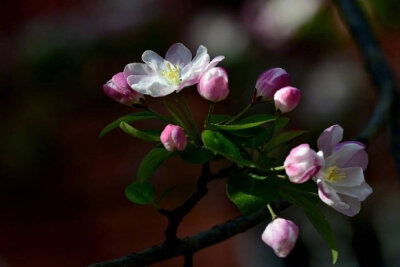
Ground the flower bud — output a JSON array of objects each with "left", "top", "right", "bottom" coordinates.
[
  {"left": 274, "top": 86, "right": 301, "bottom": 113},
  {"left": 284, "top": 144, "right": 322, "bottom": 184},
  {"left": 262, "top": 218, "right": 299, "bottom": 258},
  {"left": 103, "top": 72, "right": 144, "bottom": 106},
  {"left": 197, "top": 67, "right": 229, "bottom": 102},
  {"left": 160, "top": 124, "right": 187, "bottom": 152},
  {"left": 254, "top": 68, "right": 290, "bottom": 102}
]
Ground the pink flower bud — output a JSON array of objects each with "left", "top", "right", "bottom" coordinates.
[
  {"left": 103, "top": 72, "right": 144, "bottom": 106},
  {"left": 197, "top": 67, "right": 229, "bottom": 102},
  {"left": 254, "top": 68, "right": 290, "bottom": 102},
  {"left": 284, "top": 144, "right": 322, "bottom": 184},
  {"left": 262, "top": 218, "right": 299, "bottom": 258},
  {"left": 160, "top": 124, "right": 187, "bottom": 152},
  {"left": 274, "top": 86, "right": 301, "bottom": 113}
]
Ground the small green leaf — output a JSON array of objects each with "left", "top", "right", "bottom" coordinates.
[
  {"left": 227, "top": 173, "right": 278, "bottom": 215},
  {"left": 180, "top": 144, "right": 214, "bottom": 164},
  {"left": 201, "top": 130, "right": 255, "bottom": 167},
  {"left": 137, "top": 147, "right": 172, "bottom": 184},
  {"left": 119, "top": 122, "right": 161, "bottom": 142},
  {"left": 279, "top": 185, "right": 338, "bottom": 264},
  {"left": 209, "top": 114, "right": 275, "bottom": 131},
  {"left": 274, "top": 117, "right": 290, "bottom": 133},
  {"left": 265, "top": 130, "right": 307, "bottom": 151},
  {"left": 99, "top": 111, "right": 157, "bottom": 138},
  {"left": 125, "top": 181, "right": 156, "bottom": 204}
]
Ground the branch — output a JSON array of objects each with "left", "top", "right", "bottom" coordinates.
[
  {"left": 159, "top": 163, "right": 236, "bottom": 243},
  {"left": 333, "top": 0, "right": 400, "bottom": 173},
  {"left": 89, "top": 203, "right": 290, "bottom": 267}
]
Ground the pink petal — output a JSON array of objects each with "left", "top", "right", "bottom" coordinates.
[
  {"left": 317, "top": 125, "right": 343, "bottom": 157},
  {"left": 326, "top": 143, "right": 367, "bottom": 169}
]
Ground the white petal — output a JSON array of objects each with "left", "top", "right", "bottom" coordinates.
[
  {"left": 205, "top": 55, "right": 225, "bottom": 71},
  {"left": 317, "top": 125, "right": 343, "bottom": 156},
  {"left": 165, "top": 43, "right": 192, "bottom": 67},
  {"left": 336, "top": 194, "right": 361, "bottom": 216},
  {"left": 326, "top": 143, "right": 366, "bottom": 169},
  {"left": 332, "top": 182, "right": 373, "bottom": 201},
  {"left": 124, "top": 63, "right": 153, "bottom": 76},
  {"left": 142, "top": 50, "right": 166, "bottom": 70},
  {"left": 317, "top": 179, "right": 343, "bottom": 207},
  {"left": 127, "top": 74, "right": 176, "bottom": 97}
]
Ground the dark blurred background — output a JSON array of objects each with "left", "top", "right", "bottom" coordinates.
[{"left": 1, "top": 0, "right": 399, "bottom": 266}]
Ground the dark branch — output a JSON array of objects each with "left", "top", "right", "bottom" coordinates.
[
  {"left": 333, "top": 0, "right": 400, "bottom": 179},
  {"left": 159, "top": 163, "right": 236, "bottom": 243},
  {"left": 333, "top": 1, "right": 399, "bottom": 146},
  {"left": 89, "top": 203, "right": 290, "bottom": 267}
]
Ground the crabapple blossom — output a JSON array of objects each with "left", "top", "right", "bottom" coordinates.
[
  {"left": 197, "top": 67, "right": 229, "bottom": 102},
  {"left": 274, "top": 86, "right": 301, "bottom": 113},
  {"left": 284, "top": 144, "right": 322, "bottom": 184},
  {"left": 124, "top": 43, "right": 224, "bottom": 97},
  {"left": 254, "top": 68, "right": 290, "bottom": 102},
  {"left": 262, "top": 218, "right": 299, "bottom": 258},
  {"left": 103, "top": 72, "right": 144, "bottom": 106},
  {"left": 314, "top": 125, "right": 372, "bottom": 216},
  {"left": 160, "top": 124, "right": 187, "bottom": 152}
]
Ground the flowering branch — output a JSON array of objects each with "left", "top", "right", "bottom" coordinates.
[{"left": 94, "top": 1, "right": 394, "bottom": 264}]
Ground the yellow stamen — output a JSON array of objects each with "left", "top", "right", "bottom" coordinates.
[
  {"left": 324, "top": 166, "right": 346, "bottom": 183},
  {"left": 162, "top": 62, "right": 180, "bottom": 85}
]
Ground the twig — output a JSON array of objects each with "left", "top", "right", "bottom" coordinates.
[
  {"left": 88, "top": 203, "right": 290, "bottom": 267},
  {"left": 158, "top": 163, "right": 237, "bottom": 244}
]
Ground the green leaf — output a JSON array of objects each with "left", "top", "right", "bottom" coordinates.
[
  {"left": 209, "top": 114, "right": 275, "bottom": 131},
  {"left": 227, "top": 173, "right": 278, "bottom": 215},
  {"left": 274, "top": 117, "right": 290, "bottom": 133},
  {"left": 180, "top": 144, "right": 214, "bottom": 164},
  {"left": 99, "top": 111, "right": 157, "bottom": 138},
  {"left": 279, "top": 184, "right": 338, "bottom": 264},
  {"left": 265, "top": 130, "right": 307, "bottom": 151},
  {"left": 201, "top": 130, "right": 255, "bottom": 167},
  {"left": 119, "top": 122, "right": 161, "bottom": 142},
  {"left": 137, "top": 147, "right": 172, "bottom": 184},
  {"left": 125, "top": 181, "right": 156, "bottom": 204}
]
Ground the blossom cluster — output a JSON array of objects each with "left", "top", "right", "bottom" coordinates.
[{"left": 102, "top": 43, "right": 373, "bottom": 261}]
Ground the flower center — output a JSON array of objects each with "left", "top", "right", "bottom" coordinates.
[
  {"left": 162, "top": 62, "right": 180, "bottom": 85},
  {"left": 324, "top": 166, "right": 346, "bottom": 183}
]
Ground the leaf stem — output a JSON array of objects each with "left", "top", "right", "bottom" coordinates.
[
  {"left": 145, "top": 107, "right": 172, "bottom": 123},
  {"left": 179, "top": 93, "right": 199, "bottom": 134},
  {"left": 205, "top": 102, "right": 215, "bottom": 127},
  {"left": 271, "top": 166, "right": 285, "bottom": 171},
  {"left": 225, "top": 103, "right": 253, "bottom": 124},
  {"left": 267, "top": 204, "right": 278, "bottom": 220}
]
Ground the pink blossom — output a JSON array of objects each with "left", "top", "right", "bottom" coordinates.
[
  {"left": 103, "top": 72, "right": 144, "bottom": 106},
  {"left": 262, "top": 218, "right": 299, "bottom": 258},
  {"left": 274, "top": 86, "right": 301, "bottom": 113},
  {"left": 160, "top": 124, "right": 187, "bottom": 152},
  {"left": 254, "top": 68, "right": 290, "bottom": 102},
  {"left": 197, "top": 67, "right": 229, "bottom": 102},
  {"left": 284, "top": 144, "right": 322, "bottom": 184},
  {"left": 315, "top": 125, "right": 372, "bottom": 216}
]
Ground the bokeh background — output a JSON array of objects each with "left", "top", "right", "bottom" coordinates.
[{"left": 1, "top": 0, "right": 400, "bottom": 266}]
